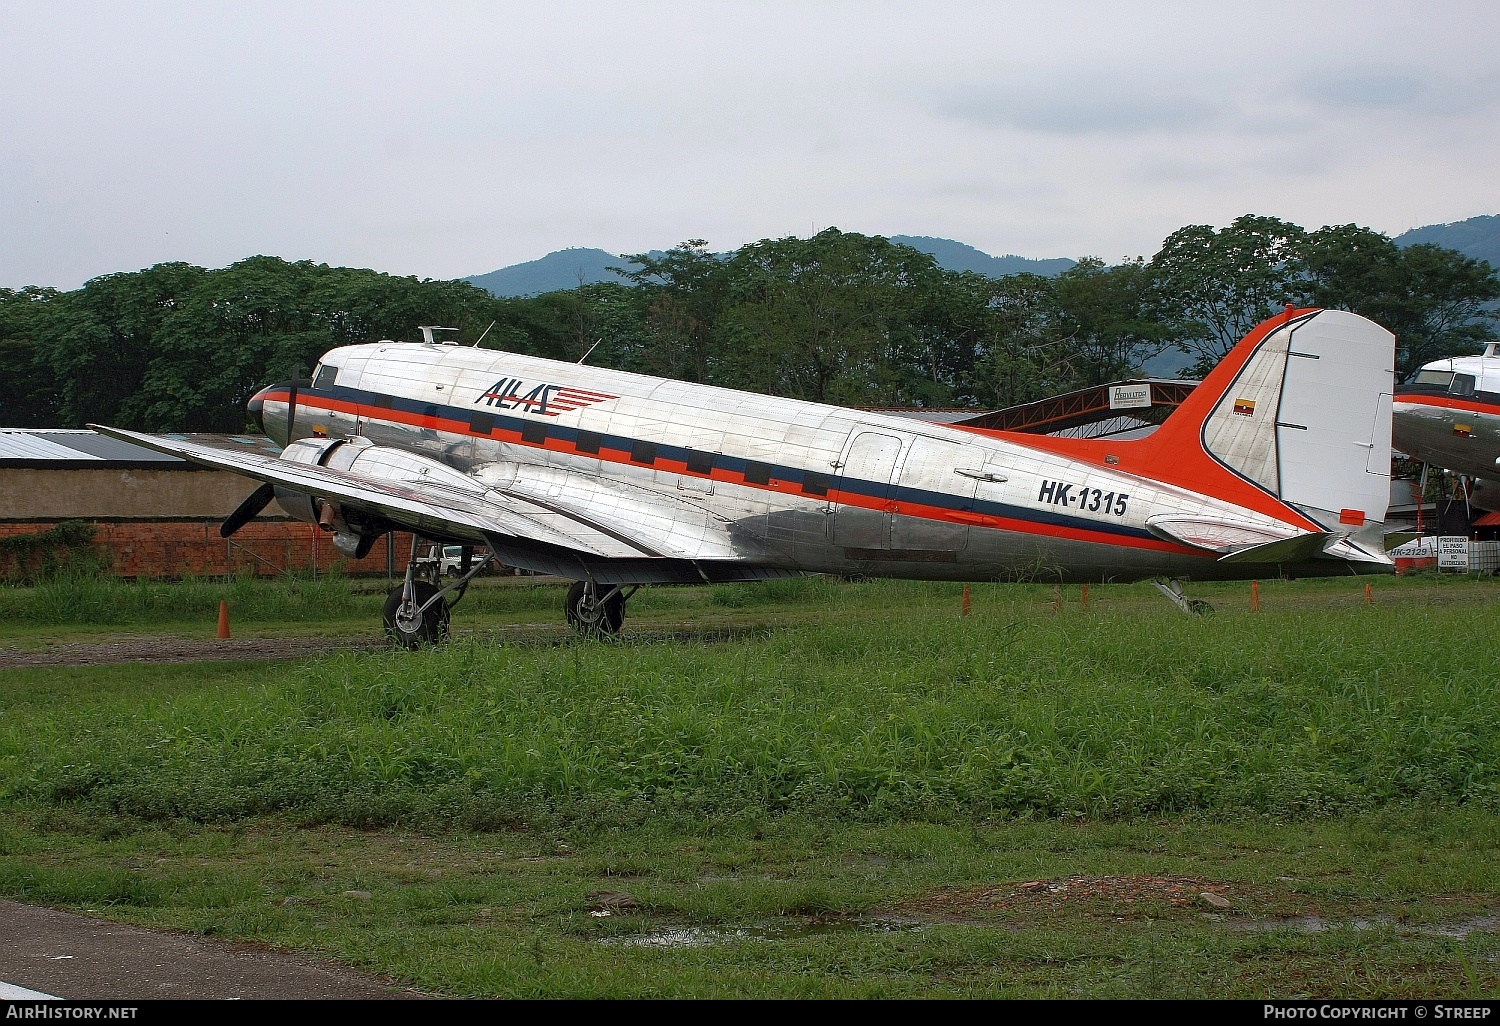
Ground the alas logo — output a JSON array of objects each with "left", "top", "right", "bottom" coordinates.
[{"left": 476, "top": 377, "right": 618, "bottom": 418}]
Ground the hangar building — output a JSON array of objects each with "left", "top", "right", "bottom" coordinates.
[{"left": 0, "top": 429, "right": 410, "bottom": 581}]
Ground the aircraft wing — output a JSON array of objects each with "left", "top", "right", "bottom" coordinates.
[{"left": 89, "top": 426, "right": 779, "bottom": 584}]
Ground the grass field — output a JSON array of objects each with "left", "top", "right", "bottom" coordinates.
[{"left": 1, "top": 572, "right": 1498, "bottom": 997}]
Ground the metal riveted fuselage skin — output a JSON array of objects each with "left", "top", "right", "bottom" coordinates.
[{"left": 247, "top": 341, "right": 1366, "bottom": 584}]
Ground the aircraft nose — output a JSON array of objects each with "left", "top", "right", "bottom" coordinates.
[{"left": 247, "top": 385, "right": 271, "bottom": 435}]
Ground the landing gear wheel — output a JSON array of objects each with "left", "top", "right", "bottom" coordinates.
[
  {"left": 383, "top": 580, "right": 450, "bottom": 649},
  {"left": 565, "top": 580, "right": 624, "bottom": 635}
]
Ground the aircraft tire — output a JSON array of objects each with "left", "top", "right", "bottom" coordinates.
[
  {"left": 564, "top": 581, "right": 624, "bottom": 635},
  {"left": 383, "top": 580, "right": 450, "bottom": 649}
]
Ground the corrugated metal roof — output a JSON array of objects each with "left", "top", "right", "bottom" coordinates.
[
  {"left": 0, "top": 431, "right": 104, "bottom": 460},
  {"left": 32, "top": 431, "right": 180, "bottom": 461},
  {"left": 0, "top": 429, "right": 183, "bottom": 464}
]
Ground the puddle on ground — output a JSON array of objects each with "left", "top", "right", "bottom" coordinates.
[
  {"left": 1223, "top": 913, "right": 1499, "bottom": 939},
  {"left": 598, "top": 916, "right": 925, "bottom": 949},
  {"left": 600, "top": 911, "right": 1500, "bottom": 949}
]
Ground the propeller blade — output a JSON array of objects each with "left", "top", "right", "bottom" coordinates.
[
  {"left": 220, "top": 481, "right": 277, "bottom": 539},
  {"left": 285, "top": 367, "right": 300, "bottom": 442}
]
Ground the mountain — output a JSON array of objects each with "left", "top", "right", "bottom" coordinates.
[
  {"left": 464, "top": 248, "right": 644, "bottom": 298},
  {"left": 889, "top": 236, "right": 1075, "bottom": 277},
  {"left": 465, "top": 236, "right": 1076, "bottom": 297},
  {"left": 463, "top": 217, "right": 1500, "bottom": 300},
  {"left": 1393, "top": 214, "right": 1500, "bottom": 268}
]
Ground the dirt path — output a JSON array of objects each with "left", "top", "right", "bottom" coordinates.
[
  {"left": 0, "top": 898, "right": 424, "bottom": 1000},
  {"left": 0, "top": 635, "right": 386, "bottom": 669}
]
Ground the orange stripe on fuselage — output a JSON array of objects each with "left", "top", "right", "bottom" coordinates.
[
  {"left": 266, "top": 391, "right": 1207, "bottom": 557},
  {"left": 1393, "top": 392, "right": 1500, "bottom": 417}
]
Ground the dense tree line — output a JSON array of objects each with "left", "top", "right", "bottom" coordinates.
[{"left": 2, "top": 215, "right": 1495, "bottom": 432}]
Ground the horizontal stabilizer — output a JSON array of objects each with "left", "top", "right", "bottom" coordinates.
[
  {"left": 1144, "top": 514, "right": 1304, "bottom": 555},
  {"left": 1320, "top": 534, "right": 1395, "bottom": 566},
  {"left": 1218, "top": 532, "right": 1332, "bottom": 564}
]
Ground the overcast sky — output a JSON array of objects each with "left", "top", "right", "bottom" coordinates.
[{"left": 3, "top": 1, "right": 1498, "bottom": 290}]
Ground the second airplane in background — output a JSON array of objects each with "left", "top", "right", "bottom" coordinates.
[{"left": 1393, "top": 341, "right": 1500, "bottom": 513}]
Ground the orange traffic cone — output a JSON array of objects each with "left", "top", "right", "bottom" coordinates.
[
  {"left": 961, "top": 584, "right": 971, "bottom": 617},
  {"left": 217, "top": 600, "right": 231, "bottom": 639},
  {"left": 1364, "top": 583, "right": 1373, "bottom": 606},
  {"left": 1250, "top": 581, "right": 1261, "bottom": 612}
]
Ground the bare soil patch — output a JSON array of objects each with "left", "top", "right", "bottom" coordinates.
[
  {"left": 897, "top": 874, "right": 1243, "bottom": 921},
  {"left": 0, "top": 635, "right": 384, "bottom": 668}
]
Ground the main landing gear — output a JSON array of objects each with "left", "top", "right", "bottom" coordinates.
[
  {"left": 384, "top": 538, "right": 491, "bottom": 649},
  {"left": 564, "top": 580, "right": 636, "bottom": 636}
]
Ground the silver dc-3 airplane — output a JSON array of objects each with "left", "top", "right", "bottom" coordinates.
[
  {"left": 95, "top": 306, "right": 1397, "bottom": 645},
  {"left": 1393, "top": 341, "right": 1500, "bottom": 512}
]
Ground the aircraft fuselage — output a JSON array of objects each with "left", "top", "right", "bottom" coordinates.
[
  {"left": 244, "top": 325, "right": 1383, "bottom": 584},
  {"left": 1393, "top": 345, "right": 1500, "bottom": 508}
]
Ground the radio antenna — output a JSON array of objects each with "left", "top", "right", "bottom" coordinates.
[
  {"left": 577, "top": 338, "right": 603, "bottom": 364},
  {"left": 473, "top": 320, "right": 495, "bottom": 347}
]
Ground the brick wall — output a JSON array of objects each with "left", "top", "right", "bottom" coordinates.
[{"left": 0, "top": 520, "right": 423, "bottom": 580}]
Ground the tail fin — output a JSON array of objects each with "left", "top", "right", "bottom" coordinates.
[
  {"left": 1152, "top": 307, "right": 1395, "bottom": 559},
  {"left": 974, "top": 307, "right": 1396, "bottom": 563}
]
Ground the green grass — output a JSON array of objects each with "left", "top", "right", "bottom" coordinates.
[
  {"left": 3, "top": 575, "right": 1499, "bottom": 827},
  {"left": 0, "top": 809, "right": 1495, "bottom": 998},
  {"left": 1, "top": 573, "right": 1498, "bottom": 996},
  {"left": 0, "top": 571, "right": 369, "bottom": 629}
]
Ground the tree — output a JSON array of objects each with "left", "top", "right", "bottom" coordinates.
[
  {"left": 0, "top": 286, "right": 65, "bottom": 426},
  {"left": 1150, "top": 215, "right": 1307, "bottom": 372},
  {"left": 712, "top": 230, "right": 945, "bottom": 405},
  {"left": 1052, "top": 258, "right": 1176, "bottom": 386},
  {"left": 958, "top": 272, "right": 1076, "bottom": 409},
  {"left": 1382, "top": 244, "right": 1499, "bottom": 379},
  {"left": 46, "top": 262, "right": 205, "bottom": 428},
  {"left": 1293, "top": 225, "right": 1499, "bottom": 379}
]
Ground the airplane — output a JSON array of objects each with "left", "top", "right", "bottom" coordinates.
[
  {"left": 93, "top": 306, "right": 1397, "bottom": 646},
  {"left": 1392, "top": 341, "right": 1500, "bottom": 513}
]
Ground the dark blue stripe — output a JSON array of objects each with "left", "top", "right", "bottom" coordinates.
[{"left": 307, "top": 384, "right": 1160, "bottom": 544}]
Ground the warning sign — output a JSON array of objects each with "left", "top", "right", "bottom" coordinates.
[{"left": 1437, "top": 536, "right": 1470, "bottom": 570}]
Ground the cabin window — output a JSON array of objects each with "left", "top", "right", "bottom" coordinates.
[
  {"left": 1450, "top": 373, "right": 1477, "bottom": 396},
  {"left": 575, "top": 430, "right": 603, "bottom": 454},
  {"left": 686, "top": 450, "right": 715, "bottom": 474},
  {"left": 744, "top": 461, "right": 772, "bottom": 485},
  {"left": 801, "top": 471, "right": 830, "bottom": 496},
  {"left": 631, "top": 440, "right": 657, "bottom": 464},
  {"left": 469, "top": 411, "right": 494, "bottom": 435},
  {"left": 521, "top": 420, "right": 547, "bottom": 444},
  {"left": 314, "top": 364, "right": 339, "bottom": 389},
  {"left": 1412, "top": 370, "right": 1454, "bottom": 388}
]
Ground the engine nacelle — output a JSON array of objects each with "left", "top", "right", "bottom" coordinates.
[{"left": 272, "top": 437, "right": 482, "bottom": 556}]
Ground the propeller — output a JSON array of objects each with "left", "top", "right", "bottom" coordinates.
[
  {"left": 220, "top": 481, "right": 277, "bottom": 539},
  {"left": 285, "top": 365, "right": 301, "bottom": 442}
]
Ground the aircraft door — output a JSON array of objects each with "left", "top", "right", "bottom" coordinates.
[
  {"left": 832, "top": 431, "right": 904, "bottom": 549},
  {"left": 890, "top": 438, "right": 986, "bottom": 552}
]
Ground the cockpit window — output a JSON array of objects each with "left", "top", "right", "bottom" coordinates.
[
  {"left": 1449, "top": 373, "right": 1476, "bottom": 396},
  {"left": 314, "top": 364, "right": 339, "bottom": 389},
  {"left": 1412, "top": 369, "right": 1454, "bottom": 388}
]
